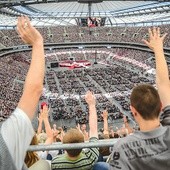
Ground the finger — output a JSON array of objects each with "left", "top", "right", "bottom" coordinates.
[
  {"left": 161, "top": 33, "right": 167, "bottom": 41},
  {"left": 85, "top": 91, "right": 89, "bottom": 97},
  {"left": 88, "top": 90, "right": 93, "bottom": 95},
  {"left": 17, "top": 17, "right": 24, "bottom": 36},
  {"left": 48, "top": 108, "right": 50, "bottom": 112},
  {"left": 157, "top": 27, "right": 160, "bottom": 37},
  {"left": 148, "top": 28, "right": 153, "bottom": 37},
  {"left": 44, "top": 105, "right": 48, "bottom": 112},
  {"left": 142, "top": 39, "right": 150, "bottom": 47},
  {"left": 17, "top": 16, "right": 28, "bottom": 43},
  {"left": 24, "top": 16, "right": 31, "bottom": 29},
  {"left": 153, "top": 27, "right": 157, "bottom": 37},
  {"left": 20, "top": 16, "right": 27, "bottom": 32},
  {"left": 86, "top": 91, "right": 92, "bottom": 98},
  {"left": 21, "top": 15, "right": 26, "bottom": 27}
]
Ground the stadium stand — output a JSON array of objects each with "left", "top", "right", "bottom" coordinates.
[{"left": 1, "top": 0, "right": 170, "bottom": 170}]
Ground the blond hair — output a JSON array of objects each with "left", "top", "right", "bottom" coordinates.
[
  {"left": 63, "top": 128, "right": 84, "bottom": 157},
  {"left": 25, "top": 135, "right": 39, "bottom": 168}
]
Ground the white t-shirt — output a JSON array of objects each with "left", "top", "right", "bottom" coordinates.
[{"left": 1, "top": 108, "right": 34, "bottom": 170}]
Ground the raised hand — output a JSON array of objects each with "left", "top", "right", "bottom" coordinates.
[
  {"left": 17, "top": 16, "right": 43, "bottom": 45},
  {"left": 85, "top": 91, "right": 96, "bottom": 106},
  {"left": 101, "top": 110, "right": 108, "bottom": 119},
  {"left": 76, "top": 123, "right": 81, "bottom": 131},
  {"left": 142, "top": 27, "right": 167, "bottom": 51},
  {"left": 41, "top": 105, "right": 49, "bottom": 120},
  {"left": 123, "top": 115, "right": 127, "bottom": 123}
]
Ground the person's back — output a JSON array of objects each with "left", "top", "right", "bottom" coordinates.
[
  {"left": 108, "top": 123, "right": 170, "bottom": 169},
  {"left": 29, "top": 160, "right": 50, "bottom": 170},
  {"left": 0, "top": 16, "right": 45, "bottom": 170},
  {"left": 0, "top": 122, "right": 19, "bottom": 170},
  {"left": 51, "top": 91, "right": 99, "bottom": 170},
  {"left": 108, "top": 27, "right": 170, "bottom": 170},
  {"left": 108, "top": 84, "right": 170, "bottom": 169},
  {"left": 52, "top": 138, "right": 99, "bottom": 170}
]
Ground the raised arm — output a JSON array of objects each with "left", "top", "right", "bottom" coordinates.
[
  {"left": 41, "top": 105, "right": 57, "bottom": 144},
  {"left": 37, "top": 112, "right": 43, "bottom": 135},
  {"left": 143, "top": 27, "right": 170, "bottom": 108},
  {"left": 17, "top": 16, "right": 45, "bottom": 120},
  {"left": 101, "top": 110, "right": 109, "bottom": 136},
  {"left": 85, "top": 91, "right": 98, "bottom": 138},
  {"left": 123, "top": 115, "right": 133, "bottom": 134}
]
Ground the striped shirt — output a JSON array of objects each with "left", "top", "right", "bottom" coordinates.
[{"left": 51, "top": 137, "right": 99, "bottom": 170}]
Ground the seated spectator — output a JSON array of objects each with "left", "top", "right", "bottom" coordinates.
[
  {"left": 37, "top": 130, "right": 47, "bottom": 144},
  {"left": 37, "top": 105, "right": 61, "bottom": 160},
  {"left": 0, "top": 16, "right": 44, "bottom": 170},
  {"left": 80, "top": 123, "right": 89, "bottom": 141},
  {"left": 93, "top": 162, "right": 109, "bottom": 170},
  {"left": 52, "top": 123, "right": 57, "bottom": 131},
  {"left": 25, "top": 135, "right": 40, "bottom": 168},
  {"left": 51, "top": 91, "right": 99, "bottom": 170},
  {"left": 29, "top": 160, "right": 50, "bottom": 170},
  {"left": 107, "top": 28, "right": 170, "bottom": 169},
  {"left": 37, "top": 108, "right": 49, "bottom": 144},
  {"left": 123, "top": 115, "right": 134, "bottom": 135}
]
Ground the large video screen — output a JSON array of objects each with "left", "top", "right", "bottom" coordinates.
[{"left": 79, "top": 17, "right": 106, "bottom": 27}]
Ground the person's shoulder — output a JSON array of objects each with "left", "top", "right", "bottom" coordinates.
[
  {"left": 161, "top": 105, "right": 170, "bottom": 126},
  {"left": 162, "top": 105, "right": 170, "bottom": 114},
  {"left": 2, "top": 107, "right": 32, "bottom": 130},
  {"left": 82, "top": 138, "right": 99, "bottom": 156},
  {"left": 113, "top": 133, "right": 136, "bottom": 148},
  {"left": 12, "top": 107, "right": 30, "bottom": 120},
  {"left": 52, "top": 154, "right": 65, "bottom": 163},
  {"left": 89, "top": 137, "right": 98, "bottom": 142}
]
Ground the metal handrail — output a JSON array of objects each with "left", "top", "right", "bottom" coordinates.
[{"left": 28, "top": 138, "right": 118, "bottom": 151}]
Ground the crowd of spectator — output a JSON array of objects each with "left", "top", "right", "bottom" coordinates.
[
  {"left": 0, "top": 24, "right": 169, "bottom": 150},
  {"left": 0, "top": 47, "right": 158, "bottom": 126},
  {"left": 0, "top": 47, "right": 166, "bottom": 167},
  {"left": 1, "top": 17, "right": 170, "bottom": 170},
  {"left": 0, "top": 52, "right": 29, "bottom": 119},
  {"left": 41, "top": 48, "right": 155, "bottom": 126},
  {"left": 1, "top": 24, "right": 170, "bottom": 48}
]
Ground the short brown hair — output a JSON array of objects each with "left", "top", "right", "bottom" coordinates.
[
  {"left": 130, "top": 84, "right": 161, "bottom": 120},
  {"left": 63, "top": 128, "right": 84, "bottom": 157},
  {"left": 99, "top": 134, "right": 110, "bottom": 156}
]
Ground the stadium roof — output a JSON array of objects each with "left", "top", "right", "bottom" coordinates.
[{"left": 0, "top": 0, "right": 170, "bottom": 27}]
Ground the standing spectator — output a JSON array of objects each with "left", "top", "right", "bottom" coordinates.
[
  {"left": 123, "top": 115, "right": 134, "bottom": 135},
  {"left": 80, "top": 123, "right": 89, "bottom": 141},
  {"left": 108, "top": 28, "right": 170, "bottom": 169},
  {"left": 98, "top": 110, "right": 110, "bottom": 161},
  {"left": 101, "top": 110, "right": 109, "bottom": 137},
  {"left": 52, "top": 124, "right": 57, "bottom": 131},
  {"left": 51, "top": 91, "right": 99, "bottom": 170},
  {"left": 37, "top": 112, "right": 47, "bottom": 144},
  {"left": 0, "top": 16, "right": 44, "bottom": 170},
  {"left": 38, "top": 105, "right": 60, "bottom": 160}
]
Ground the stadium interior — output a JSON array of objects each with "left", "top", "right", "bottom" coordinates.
[{"left": 1, "top": 0, "right": 170, "bottom": 147}]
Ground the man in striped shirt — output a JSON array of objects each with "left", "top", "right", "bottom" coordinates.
[{"left": 51, "top": 91, "right": 99, "bottom": 170}]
